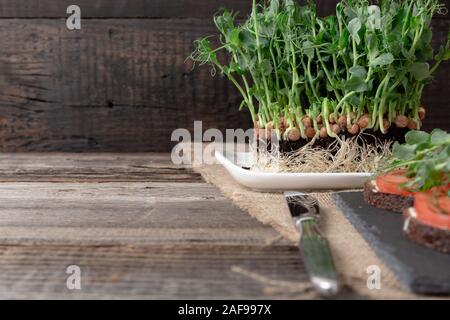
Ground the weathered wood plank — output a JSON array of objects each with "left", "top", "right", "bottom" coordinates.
[
  {"left": 0, "top": 153, "right": 299, "bottom": 299},
  {"left": 0, "top": 182, "right": 277, "bottom": 230},
  {"left": 0, "top": 19, "right": 252, "bottom": 152},
  {"left": 0, "top": 154, "right": 366, "bottom": 299},
  {"left": 422, "top": 18, "right": 450, "bottom": 132},
  {"left": 0, "top": 0, "right": 252, "bottom": 19},
  {"left": 0, "top": 152, "right": 180, "bottom": 169},
  {"left": 0, "top": 153, "right": 282, "bottom": 245},
  {"left": 0, "top": 153, "right": 201, "bottom": 182},
  {"left": 0, "top": 227, "right": 281, "bottom": 246},
  {"left": 0, "top": 0, "right": 447, "bottom": 19},
  {"left": 0, "top": 244, "right": 310, "bottom": 299},
  {"left": 0, "top": 169, "right": 200, "bottom": 182},
  {"left": 0, "top": 182, "right": 284, "bottom": 245}
]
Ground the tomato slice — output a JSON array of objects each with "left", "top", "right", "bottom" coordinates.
[
  {"left": 414, "top": 192, "right": 450, "bottom": 230},
  {"left": 438, "top": 194, "right": 450, "bottom": 215},
  {"left": 376, "top": 169, "right": 414, "bottom": 196}
]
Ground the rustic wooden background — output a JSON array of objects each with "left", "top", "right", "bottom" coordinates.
[{"left": 0, "top": 0, "right": 448, "bottom": 152}]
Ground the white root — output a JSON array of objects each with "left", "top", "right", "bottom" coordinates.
[{"left": 252, "top": 134, "right": 392, "bottom": 174}]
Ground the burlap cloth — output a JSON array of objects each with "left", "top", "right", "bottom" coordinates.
[{"left": 192, "top": 162, "right": 425, "bottom": 299}]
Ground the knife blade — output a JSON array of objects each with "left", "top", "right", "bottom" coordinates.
[{"left": 284, "top": 191, "right": 340, "bottom": 297}]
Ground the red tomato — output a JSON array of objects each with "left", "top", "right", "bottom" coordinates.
[
  {"left": 376, "top": 169, "right": 414, "bottom": 196},
  {"left": 438, "top": 194, "right": 450, "bottom": 215},
  {"left": 414, "top": 191, "right": 450, "bottom": 230}
]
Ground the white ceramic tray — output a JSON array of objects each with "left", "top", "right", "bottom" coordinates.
[{"left": 215, "top": 150, "right": 371, "bottom": 191}]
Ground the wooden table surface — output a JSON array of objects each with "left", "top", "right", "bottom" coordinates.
[{"left": 0, "top": 153, "right": 320, "bottom": 299}]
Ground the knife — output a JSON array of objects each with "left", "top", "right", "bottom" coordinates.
[{"left": 284, "top": 191, "right": 340, "bottom": 297}]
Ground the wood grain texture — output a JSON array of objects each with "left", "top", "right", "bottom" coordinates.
[
  {"left": 0, "top": 181, "right": 282, "bottom": 245},
  {"left": 422, "top": 18, "right": 450, "bottom": 132},
  {"left": 0, "top": 0, "right": 447, "bottom": 19},
  {"left": 0, "top": 0, "right": 252, "bottom": 19},
  {"left": 0, "top": 153, "right": 318, "bottom": 299},
  {"left": 0, "top": 19, "right": 252, "bottom": 152},
  {"left": 0, "top": 153, "right": 201, "bottom": 182},
  {"left": 0, "top": 245, "right": 309, "bottom": 299}
]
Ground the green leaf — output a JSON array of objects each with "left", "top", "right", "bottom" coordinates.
[
  {"left": 370, "top": 53, "right": 394, "bottom": 67},
  {"left": 431, "top": 129, "right": 449, "bottom": 144},
  {"left": 405, "top": 131, "right": 430, "bottom": 145},
  {"left": 349, "top": 66, "right": 367, "bottom": 78},
  {"left": 259, "top": 60, "right": 273, "bottom": 76},
  {"left": 284, "top": 0, "right": 295, "bottom": 11},
  {"left": 348, "top": 94, "right": 361, "bottom": 106},
  {"left": 393, "top": 142, "right": 416, "bottom": 160},
  {"left": 348, "top": 18, "right": 361, "bottom": 43},
  {"left": 339, "top": 30, "right": 350, "bottom": 50},
  {"left": 392, "top": 7, "right": 408, "bottom": 32},
  {"left": 408, "top": 62, "right": 430, "bottom": 81},
  {"left": 229, "top": 29, "right": 241, "bottom": 47},
  {"left": 366, "top": 33, "right": 379, "bottom": 55},
  {"left": 344, "top": 76, "right": 368, "bottom": 93},
  {"left": 419, "top": 29, "right": 432, "bottom": 46},
  {"left": 366, "top": 5, "right": 381, "bottom": 30},
  {"left": 417, "top": 44, "right": 434, "bottom": 61},
  {"left": 435, "top": 44, "right": 450, "bottom": 62},
  {"left": 344, "top": 7, "right": 357, "bottom": 20},
  {"left": 386, "top": 34, "right": 402, "bottom": 56},
  {"left": 239, "top": 30, "right": 255, "bottom": 50},
  {"left": 268, "top": 0, "right": 280, "bottom": 17},
  {"left": 302, "top": 41, "right": 315, "bottom": 59},
  {"left": 229, "top": 61, "right": 242, "bottom": 75},
  {"left": 326, "top": 15, "right": 336, "bottom": 30}
]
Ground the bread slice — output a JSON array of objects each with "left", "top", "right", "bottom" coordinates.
[
  {"left": 403, "top": 208, "right": 450, "bottom": 254},
  {"left": 363, "top": 180, "right": 414, "bottom": 213}
]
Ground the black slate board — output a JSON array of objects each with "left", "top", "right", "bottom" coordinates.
[{"left": 332, "top": 192, "right": 450, "bottom": 295}]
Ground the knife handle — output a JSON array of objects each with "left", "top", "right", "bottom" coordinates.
[{"left": 299, "top": 219, "right": 340, "bottom": 297}]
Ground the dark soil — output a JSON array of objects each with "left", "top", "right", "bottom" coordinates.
[{"left": 258, "top": 126, "right": 410, "bottom": 153}]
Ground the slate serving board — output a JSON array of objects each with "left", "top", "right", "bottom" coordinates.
[{"left": 332, "top": 192, "right": 450, "bottom": 295}]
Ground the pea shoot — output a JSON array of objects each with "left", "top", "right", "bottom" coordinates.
[
  {"left": 385, "top": 129, "right": 450, "bottom": 192},
  {"left": 189, "top": 0, "right": 450, "bottom": 142}
]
